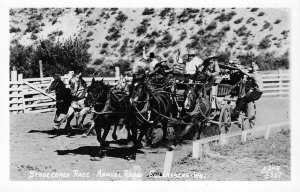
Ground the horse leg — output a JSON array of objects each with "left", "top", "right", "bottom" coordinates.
[
  {"left": 65, "top": 113, "right": 74, "bottom": 136},
  {"left": 53, "top": 112, "right": 60, "bottom": 129},
  {"left": 169, "top": 124, "right": 193, "bottom": 151},
  {"left": 82, "top": 120, "right": 95, "bottom": 137},
  {"left": 99, "top": 126, "right": 110, "bottom": 157},
  {"left": 134, "top": 127, "right": 146, "bottom": 149},
  {"left": 112, "top": 121, "right": 119, "bottom": 141},
  {"left": 78, "top": 107, "right": 89, "bottom": 128},
  {"left": 162, "top": 119, "right": 168, "bottom": 142}
]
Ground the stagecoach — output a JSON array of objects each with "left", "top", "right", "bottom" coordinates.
[{"left": 172, "top": 63, "right": 255, "bottom": 136}]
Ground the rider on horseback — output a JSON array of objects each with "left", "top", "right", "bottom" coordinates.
[{"left": 68, "top": 69, "right": 89, "bottom": 128}]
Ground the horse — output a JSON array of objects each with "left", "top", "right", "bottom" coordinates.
[
  {"left": 85, "top": 78, "right": 131, "bottom": 157},
  {"left": 46, "top": 74, "right": 89, "bottom": 135},
  {"left": 46, "top": 74, "right": 74, "bottom": 132},
  {"left": 168, "top": 83, "right": 211, "bottom": 151},
  {"left": 129, "top": 74, "right": 174, "bottom": 148}
]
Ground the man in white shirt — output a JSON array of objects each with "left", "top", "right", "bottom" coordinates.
[
  {"left": 185, "top": 50, "right": 203, "bottom": 76},
  {"left": 143, "top": 46, "right": 159, "bottom": 72},
  {"left": 177, "top": 50, "right": 203, "bottom": 82}
]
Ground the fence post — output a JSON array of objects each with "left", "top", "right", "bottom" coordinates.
[
  {"left": 219, "top": 133, "right": 227, "bottom": 145},
  {"left": 163, "top": 151, "right": 174, "bottom": 176},
  {"left": 39, "top": 60, "right": 44, "bottom": 79},
  {"left": 264, "top": 126, "right": 271, "bottom": 140},
  {"left": 241, "top": 130, "right": 248, "bottom": 142},
  {"left": 192, "top": 141, "right": 203, "bottom": 159},
  {"left": 18, "top": 73, "right": 25, "bottom": 113},
  {"left": 10, "top": 69, "right": 18, "bottom": 114},
  {"left": 115, "top": 66, "right": 120, "bottom": 79}
]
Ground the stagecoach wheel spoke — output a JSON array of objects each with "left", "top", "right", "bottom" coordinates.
[{"left": 219, "top": 105, "right": 231, "bottom": 134}]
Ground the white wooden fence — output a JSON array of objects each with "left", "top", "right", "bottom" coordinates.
[
  {"left": 9, "top": 69, "right": 123, "bottom": 114},
  {"left": 9, "top": 69, "right": 289, "bottom": 114},
  {"left": 259, "top": 70, "right": 289, "bottom": 98},
  {"left": 162, "top": 121, "right": 290, "bottom": 175}
]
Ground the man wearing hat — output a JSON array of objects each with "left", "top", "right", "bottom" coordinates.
[
  {"left": 231, "top": 61, "right": 263, "bottom": 127},
  {"left": 67, "top": 69, "right": 89, "bottom": 129},
  {"left": 176, "top": 49, "right": 203, "bottom": 82},
  {"left": 185, "top": 50, "right": 203, "bottom": 79},
  {"left": 143, "top": 45, "right": 159, "bottom": 72},
  {"left": 199, "top": 55, "right": 220, "bottom": 92}
]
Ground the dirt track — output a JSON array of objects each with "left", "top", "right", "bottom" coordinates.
[{"left": 10, "top": 98, "right": 290, "bottom": 181}]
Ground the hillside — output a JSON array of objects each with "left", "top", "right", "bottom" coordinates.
[{"left": 9, "top": 8, "right": 290, "bottom": 73}]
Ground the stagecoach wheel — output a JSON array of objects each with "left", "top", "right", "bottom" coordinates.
[{"left": 218, "top": 104, "right": 231, "bottom": 134}]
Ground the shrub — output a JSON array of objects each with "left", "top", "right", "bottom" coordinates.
[
  {"left": 258, "top": 12, "right": 265, "bottom": 16},
  {"left": 92, "top": 58, "right": 105, "bottom": 66},
  {"left": 258, "top": 36, "right": 272, "bottom": 49},
  {"left": 29, "top": 13, "right": 43, "bottom": 20},
  {"left": 86, "top": 20, "right": 97, "bottom": 26},
  {"left": 196, "top": 19, "right": 202, "bottom": 25},
  {"left": 106, "top": 24, "right": 121, "bottom": 41},
  {"left": 25, "top": 20, "right": 41, "bottom": 34},
  {"left": 234, "top": 25, "right": 248, "bottom": 37},
  {"left": 206, "top": 21, "right": 217, "bottom": 31},
  {"left": 197, "top": 28, "right": 205, "bottom": 35},
  {"left": 115, "top": 12, "right": 128, "bottom": 23},
  {"left": 133, "top": 40, "right": 147, "bottom": 55},
  {"left": 10, "top": 37, "right": 91, "bottom": 77},
  {"left": 168, "top": 11, "right": 176, "bottom": 26},
  {"left": 159, "top": 8, "right": 171, "bottom": 19},
  {"left": 262, "top": 21, "right": 271, "bottom": 30},
  {"left": 228, "top": 41, "right": 236, "bottom": 48},
  {"left": 274, "top": 19, "right": 281, "bottom": 24},
  {"left": 111, "top": 41, "right": 120, "bottom": 48},
  {"left": 75, "top": 8, "right": 84, "bottom": 15},
  {"left": 234, "top": 17, "right": 244, "bottom": 24},
  {"left": 281, "top": 30, "right": 289, "bottom": 39},
  {"left": 30, "top": 33, "right": 38, "bottom": 40},
  {"left": 119, "top": 38, "right": 129, "bottom": 57},
  {"left": 221, "top": 24, "right": 230, "bottom": 32},
  {"left": 86, "top": 10, "right": 92, "bottom": 17},
  {"left": 214, "top": 12, "right": 236, "bottom": 22},
  {"left": 252, "top": 22, "right": 257, "bottom": 26},
  {"left": 245, "top": 43, "right": 254, "bottom": 50},
  {"left": 142, "top": 8, "right": 155, "bottom": 15},
  {"left": 250, "top": 8, "right": 258, "bottom": 12},
  {"left": 10, "top": 26, "right": 21, "bottom": 33},
  {"left": 246, "top": 17, "right": 255, "bottom": 24},
  {"left": 156, "top": 31, "right": 173, "bottom": 49},
  {"left": 136, "top": 18, "right": 150, "bottom": 36},
  {"left": 180, "top": 30, "right": 187, "bottom": 40},
  {"left": 86, "top": 31, "right": 93, "bottom": 37}
]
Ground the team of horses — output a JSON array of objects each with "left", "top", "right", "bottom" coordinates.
[{"left": 47, "top": 70, "right": 213, "bottom": 159}]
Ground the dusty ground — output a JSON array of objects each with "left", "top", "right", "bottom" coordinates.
[{"left": 10, "top": 98, "right": 290, "bottom": 181}]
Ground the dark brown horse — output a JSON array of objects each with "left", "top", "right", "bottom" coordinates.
[
  {"left": 85, "top": 78, "right": 131, "bottom": 157},
  {"left": 169, "top": 83, "right": 211, "bottom": 150},
  {"left": 46, "top": 74, "right": 73, "bottom": 133},
  {"left": 129, "top": 74, "right": 175, "bottom": 148}
]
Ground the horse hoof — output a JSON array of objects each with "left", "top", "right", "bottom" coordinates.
[{"left": 81, "top": 133, "right": 87, "bottom": 138}]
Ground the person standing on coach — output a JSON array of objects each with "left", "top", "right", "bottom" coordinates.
[{"left": 143, "top": 45, "right": 159, "bottom": 72}]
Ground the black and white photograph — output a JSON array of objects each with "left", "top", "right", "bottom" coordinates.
[{"left": 2, "top": 0, "right": 300, "bottom": 190}]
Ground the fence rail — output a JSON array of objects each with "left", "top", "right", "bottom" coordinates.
[{"left": 9, "top": 70, "right": 289, "bottom": 114}]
